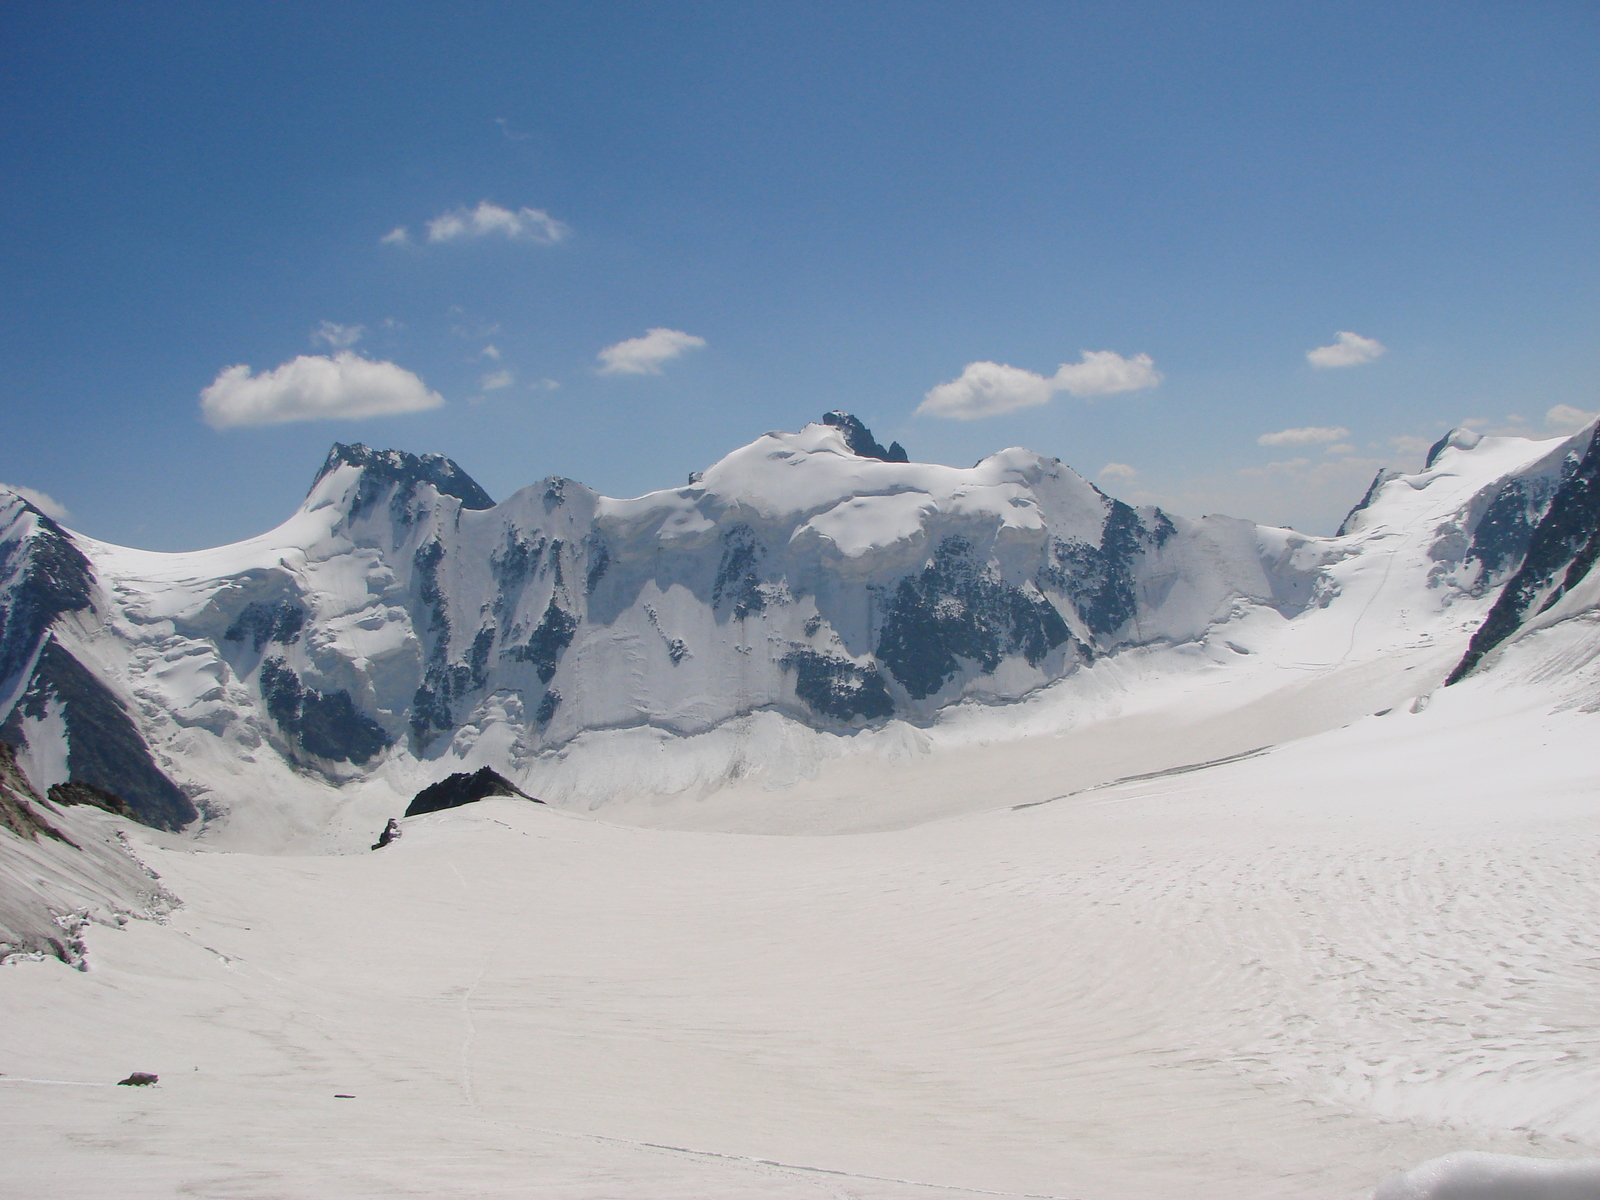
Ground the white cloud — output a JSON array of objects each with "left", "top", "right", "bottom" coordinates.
[
  {"left": 1324, "top": 443, "right": 1355, "bottom": 455},
  {"left": 426, "top": 201, "right": 569, "bottom": 245},
  {"left": 1257, "top": 425, "right": 1351, "bottom": 447},
  {"left": 918, "top": 351, "right": 1162, "bottom": 420},
  {"left": 532, "top": 378, "right": 561, "bottom": 391},
  {"left": 597, "top": 328, "right": 707, "bottom": 376},
  {"left": 480, "top": 345, "right": 501, "bottom": 360},
  {"left": 1053, "top": 351, "right": 1163, "bottom": 397},
  {"left": 200, "top": 352, "right": 444, "bottom": 429},
  {"left": 1307, "top": 331, "right": 1386, "bottom": 368},
  {"left": 1098, "top": 462, "right": 1138, "bottom": 482},
  {"left": 381, "top": 226, "right": 409, "bottom": 246},
  {"left": 1546, "top": 404, "right": 1598, "bottom": 432},
  {"left": 312, "top": 321, "right": 365, "bottom": 349},
  {"left": 1, "top": 483, "right": 69, "bottom": 521},
  {"left": 481, "top": 369, "right": 514, "bottom": 391}
]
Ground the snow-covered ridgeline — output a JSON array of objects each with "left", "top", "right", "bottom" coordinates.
[{"left": 0, "top": 414, "right": 1594, "bottom": 845}]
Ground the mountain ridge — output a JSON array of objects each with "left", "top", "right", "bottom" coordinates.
[{"left": 0, "top": 413, "right": 1595, "bottom": 862}]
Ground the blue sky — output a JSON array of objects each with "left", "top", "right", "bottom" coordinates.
[{"left": 3, "top": 2, "right": 1596, "bottom": 547}]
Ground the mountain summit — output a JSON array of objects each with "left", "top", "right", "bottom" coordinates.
[{"left": 0, "top": 413, "right": 1596, "bottom": 859}]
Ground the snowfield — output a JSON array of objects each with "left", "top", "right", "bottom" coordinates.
[
  {"left": 4, "top": 418, "right": 1600, "bottom": 1198},
  {"left": 4, "top": 617, "right": 1600, "bottom": 1199}
]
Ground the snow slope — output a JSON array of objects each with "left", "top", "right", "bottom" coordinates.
[
  {"left": 2, "top": 610, "right": 1598, "bottom": 1199},
  {"left": 6, "top": 416, "right": 1600, "bottom": 1196}
]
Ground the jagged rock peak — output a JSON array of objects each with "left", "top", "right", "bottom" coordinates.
[
  {"left": 311, "top": 443, "right": 496, "bottom": 511},
  {"left": 820, "top": 412, "right": 909, "bottom": 463}
]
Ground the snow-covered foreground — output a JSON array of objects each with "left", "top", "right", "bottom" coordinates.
[{"left": 4, "top": 621, "right": 1599, "bottom": 1200}]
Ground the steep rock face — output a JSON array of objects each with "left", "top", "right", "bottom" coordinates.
[
  {"left": 0, "top": 495, "right": 94, "bottom": 709},
  {"left": 1448, "top": 422, "right": 1600, "bottom": 682}
]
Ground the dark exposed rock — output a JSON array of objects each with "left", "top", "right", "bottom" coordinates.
[
  {"left": 1423, "top": 432, "right": 1454, "bottom": 470},
  {"left": 877, "top": 536, "right": 1074, "bottom": 700},
  {"left": 223, "top": 600, "right": 305, "bottom": 652},
  {"left": 584, "top": 532, "right": 610, "bottom": 595},
  {"left": 508, "top": 601, "right": 578, "bottom": 684},
  {"left": 0, "top": 501, "right": 95, "bottom": 698},
  {"left": 713, "top": 525, "right": 766, "bottom": 620},
  {"left": 1449, "top": 423, "right": 1600, "bottom": 683},
  {"left": 1465, "top": 477, "right": 1548, "bottom": 583},
  {"left": 1336, "top": 469, "right": 1398, "bottom": 537},
  {"left": 0, "top": 740, "right": 74, "bottom": 845},
  {"left": 1040, "top": 500, "right": 1171, "bottom": 640},
  {"left": 116, "top": 1072, "right": 158, "bottom": 1087},
  {"left": 371, "top": 817, "right": 401, "bottom": 850},
  {"left": 312, "top": 443, "right": 495, "bottom": 515},
  {"left": 404, "top": 766, "right": 543, "bottom": 817},
  {"left": 259, "top": 657, "right": 390, "bottom": 766},
  {"left": 535, "top": 689, "right": 561, "bottom": 726},
  {"left": 821, "top": 411, "right": 909, "bottom": 462},
  {"left": 780, "top": 649, "right": 894, "bottom": 722},
  {"left": 48, "top": 780, "right": 134, "bottom": 818},
  {"left": 491, "top": 530, "right": 545, "bottom": 592},
  {"left": 3, "top": 640, "right": 195, "bottom": 831}
]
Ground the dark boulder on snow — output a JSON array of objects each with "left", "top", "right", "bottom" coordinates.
[
  {"left": 116, "top": 1072, "right": 158, "bottom": 1087},
  {"left": 371, "top": 818, "right": 401, "bottom": 850},
  {"left": 404, "top": 766, "right": 543, "bottom": 817}
]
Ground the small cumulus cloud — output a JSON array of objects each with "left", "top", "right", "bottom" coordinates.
[
  {"left": 2, "top": 483, "right": 70, "bottom": 521},
  {"left": 1257, "top": 425, "right": 1351, "bottom": 447},
  {"left": 481, "top": 369, "right": 514, "bottom": 391},
  {"left": 380, "top": 226, "right": 409, "bottom": 246},
  {"left": 312, "top": 321, "right": 364, "bottom": 349},
  {"left": 1546, "top": 404, "right": 1598, "bottom": 433},
  {"left": 532, "top": 378, "right": 561, "bottom": 391},
  {"left": 1324, "top": 443, "right": 1355, "bottom": 455},
  {"left": 1307, "top": 331, "right": 1386, "bottom": 368},
  {"left": 200, "top": 353, "right": 444, "bottom": 429},
  {"left": 480, "top": 345, "right": 501, "bottom": 360},
  {"left": 918, "top": 351, "right": 1162, "bottom": 420},
  {"left": 427, "top": 201, "right": 569, "bottom": 245},
  {"left": 597, "top": 328, "right": 707, "bottom": 376},
  {"left": 1098, "top": 463, "right": 1138, "bottom": 483}
]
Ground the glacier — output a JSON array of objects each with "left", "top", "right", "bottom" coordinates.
[{"left": 3, "top": 413, "right": 1600, "bottom": 1199}]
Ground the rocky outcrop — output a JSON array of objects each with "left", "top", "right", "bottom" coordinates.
[
  {"left": 821, "top": 411, "right": 908, "bottom": 463},
  {"left": 1448, "top": 422, "right": 1600, "bottom": 683},
  {"left": 0, "top": 740, "right": 176, "bottom": 967},
  {"left": 0, "top": 740, "right": 72, "bottom": 845},
  {"left": 404, "top": 767, "right": 543, "bottom": 817},
  {"left": 2, "top": 639, "right": 196, "bottom": 831}
]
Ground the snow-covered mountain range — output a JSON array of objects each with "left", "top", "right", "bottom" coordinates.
[
  {"left": 7, "top": 412, "right": 1600, "bottom": 1199},
  {"left": 1, "top": 410, "right": 1597, "bottom": 853}
]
